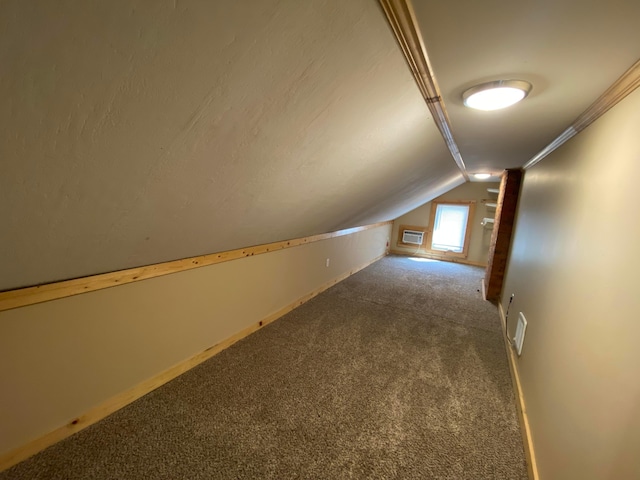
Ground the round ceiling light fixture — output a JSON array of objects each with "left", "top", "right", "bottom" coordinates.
[
  {"left": 473, "top": 173, "right": 492, "bottom": 180},
  {"left": 463, "top": 80, "right": 532, "bottom": 111}
]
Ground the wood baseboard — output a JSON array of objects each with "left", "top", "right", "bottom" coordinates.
[
  {"left": 389, "top": 249, "right": 487, "bottom": 267},
  {"left": 498, "top": 302, "right": 539, "bottom": 480},
  {"left": 0, "top": 252, "right": 387, "bottom": 472}
]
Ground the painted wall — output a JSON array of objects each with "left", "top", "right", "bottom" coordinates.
[
  {"left": 390, "top": 182, "right": 499, "bottom": 265},
  {"left": 0, "top": 0, "right": 462, "bottom": 291},
  {"left": 501, "top": 88, "right": 640, "bottom": 479},
  {"left": 0, "top": 223, "right": 391, "bottom": 457}
]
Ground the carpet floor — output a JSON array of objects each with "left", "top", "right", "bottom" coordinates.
[{"left": 1, "top": 255, "right": 528, "bottom": 479}]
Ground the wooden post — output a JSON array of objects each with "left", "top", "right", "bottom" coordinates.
[{"left": 484, "top": 169, "right": 522, "bottom": 302}]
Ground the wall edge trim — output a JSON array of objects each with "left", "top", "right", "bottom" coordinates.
[
  {"left": 523, "top": 58, "right": 640, "bottom": 170},
  {"left": 378, "top": 0, "right": 469, "bottom": 180},
  {"left": 0, "top": 221, "right": 392, "bottom": 313},
  {"left": 389, "top": 249, "right": 487, "bottom": 267},
  {"left": 498, "top": 302, "right": 539, "bottom": 480},
  {"left": 0, "top": 251, "right": 388, "bottom": 472}
]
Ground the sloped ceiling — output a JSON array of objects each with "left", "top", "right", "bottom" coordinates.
[
  {"left": 0, "top": 0, "right": 464, "bottom": 290},
  {"left": 8, "top": 0, "right": 638, "bottom": 291}
]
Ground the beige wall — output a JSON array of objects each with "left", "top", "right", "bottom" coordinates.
[
  {"left": 391, "top": 181, "right": 499, "bottom": 265},
  {"left": 0, "top": 223, "right": 391, "bottom": 457},
  {"left": 502, "top": 88, "right": 640, "bottom": 479}
]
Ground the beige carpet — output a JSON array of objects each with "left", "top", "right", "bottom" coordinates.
[{"left": 1, "top": 255, "right": 527, "bottom": 479}]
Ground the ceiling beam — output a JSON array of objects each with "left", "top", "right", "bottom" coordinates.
[
  {"left": 379, "top": 0, "right": 469, "bottom": 181},
  {"left": 523, "top": 58, "right": 640, "bottom": 170}
]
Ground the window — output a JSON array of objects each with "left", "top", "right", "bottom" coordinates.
[
  {"left": 431, "top": 204, "right": 469, "bottom": 252},
  {"left": 427, "top": 201, "right": 475, "bottom": 257}
]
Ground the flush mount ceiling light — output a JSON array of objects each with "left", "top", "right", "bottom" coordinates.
[
  {"left": 463, "top": 80, "right": 532, "bottom": 111},
  {"left": 473, "top": 173, "right": 492, "bottom": 179}
]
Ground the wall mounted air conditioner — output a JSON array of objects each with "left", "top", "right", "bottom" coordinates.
[{"left": 402, "top": 230, "right": 424, "bottom": 245}]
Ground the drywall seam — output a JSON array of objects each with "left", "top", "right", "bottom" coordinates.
[
  {"left": 498, "top": 302, "right": 539, "bottom": 480},
  {"left": 0, "top": 251, "right": 387, "bottom": 472},
  {"left": 0, "top": 221, "right": 392, "bottom": 313}
]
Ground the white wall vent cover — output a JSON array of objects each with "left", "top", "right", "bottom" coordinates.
[
  {"left": 402, "top": 230, "right": 424, "bottom": 245},
  {"left": 514, "top": 312, "right": 528, "bottom": 356}
]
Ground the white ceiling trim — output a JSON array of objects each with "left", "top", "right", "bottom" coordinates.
[
  {"left": 524, "top": 58, "right": 640, "bottom": 170},
  {"left": 378, "top": 0, "right": 469, "bottom": 181}
]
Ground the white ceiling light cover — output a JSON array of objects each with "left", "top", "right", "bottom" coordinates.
[{"left": 463, "top": 80, "right": 532, "bottom": 111}]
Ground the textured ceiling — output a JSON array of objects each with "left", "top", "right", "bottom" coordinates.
[{"left": 0, "top": 0, "right": 462, "bottom": 290}]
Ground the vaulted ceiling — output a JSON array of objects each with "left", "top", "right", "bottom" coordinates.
[{"left": 1, "top": 0, "right": 639, "bottom": 290}]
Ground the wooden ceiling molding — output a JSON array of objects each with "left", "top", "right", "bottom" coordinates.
[
  {"left": 378, "top": 0, "right": 469, "bottom": 181},
  {"left": 524, "top": 58, "right": 640, "bottom": 170}
]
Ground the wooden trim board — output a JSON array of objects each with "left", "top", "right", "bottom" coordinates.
[
  {"left": 0, "top": 221, "right": 392, "bottom": 313},
  {"left": 0, "top": 252, "right": 388, "bottom": 472},
  {"left": 484, "top": 170, "right": 522, "bottom": 302},
  {"left": 498, "top": 302, "right": 539, "bottom": 480},
  {"left": 378, "top": 0, "right": 469, "bottom": 180},
  {"left": 389, "top": 249, "right": 486, "bottom": 268},
  {"left": 523, "top": 58, "right": 640, "bottom": 170}
]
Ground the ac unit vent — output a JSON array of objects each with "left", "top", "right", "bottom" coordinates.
[
  {"left": 514, "top": 312, "right": 528, "bottom": 356},
  {"left": 402, "top": 230, "right": 424, "bottom": 245}
]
